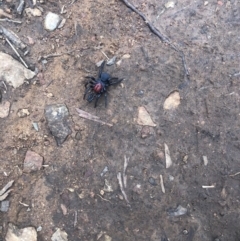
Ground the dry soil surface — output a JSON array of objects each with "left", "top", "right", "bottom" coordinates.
[{"left": 0, "top": 0, "right": 240, "bottom": 240}]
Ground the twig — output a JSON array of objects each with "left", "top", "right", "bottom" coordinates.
[
  {"left": 123, "top": 156, "right": 129, "bottom": 188},
  {"left": 17, "top": 0, "right": 25, "bottom": 15},
  {"left": 73, "top": 210, "right": 78, "bottom": 227},
  {"left": 2, "top": 81, "right": 7, "bottom": 91},
  {"left": 117, "top": 172, "right": 131, "bottom": 207},
  {"left": 76, "top": 108, "right": 113, "bottom": 127},
  {"left": 19, "top": 201, "right": 29, "bottom": 207},
  {"left": 96, "top": 194, "right": 112, "bottom": 204},
  {"left": 229, "top": 172, "right": 240, "bottom": 177},
  {"left": 0, "top": 189, "right": 12, "bottom": 201},
  {"left": 160, "top": 175, "right": 165, "bottom": 193},
  {"left": 5, "top": 38, "right": 28, "bottom": 68},
  {"left": 100, "top": 50, "right": 109, "bottom": 60},
  {"left": 120, "top": 0, "right": 189, "bottom": 78},
  {"left": 202, "top": 185, "right": 215, "bottom": 188},
  {"left": 0, "top": 19, "right": 22, "bottom": 24},
  {"left": 0, "top": 180, "right": 14, "bottom": 196}
]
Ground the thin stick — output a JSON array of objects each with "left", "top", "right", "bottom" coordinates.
[
  {"left": 100, "top": 50, "right": 109, "bottom": 60},
  {"left": 123, "top": 156, "right": 129, "bottom": 188},
  {"left": 73, "top": 210, "right": 78, "bottom": 227},
  {"left": 117, "top": 172, "right": 130, "bottom": 207},
  {"left": 0, "top": 19, "right": 22, "bottom": 24},
  {"left": 120, "top": 0, "right": 189, "bottom": 78},
  {"left": 96, "top": 194, "right": 112, "bottom": 204},
  {"left": 5, "top": 38, "right": 28, "bottom": 68},
  {"left": 160, "top": 175, "right": 165, "bottom": 193},
  {"left": 229, "top": 172, "right": 240, "bottom": 177},
  {"left": 202, "top": 185, "right": 215, "bottom": 189},
  {"left": 76, "top": 108, "right": 113, "bottom": 127}
]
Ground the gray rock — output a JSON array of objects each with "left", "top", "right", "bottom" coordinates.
[
  {"left": 45, "top": 104, "right": 72, "bottom": 145},
  {"left": 0, "top": 52, "right": 36, "bottom": 88},
  {"left": 148, "top": 177, "right": 157, "bottom": 186},
  {"left": 44, "top": 12, "right": 61, "bottom": 31},
  {"left": 0, "top": 200, "right": 9, "bottom": 212},
  {"left": 51, "top": 229, "right": 68, "bottom": 241},
  {"left": 106, "top": 56, "right": 116, "bottom": 66},
  {"left": 23, "top": 150, "right": 43, "bottom": 173},
  {"left": 0, "top": 101, "right": 11, "bottom": 118},
  {"left": 5, "top": 223, "right": 37, "bottom": 241},
  {"left": 168, "top": 205, "right": 187, "bottom": 217}
]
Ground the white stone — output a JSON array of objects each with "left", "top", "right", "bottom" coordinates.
[
  {"left": 44, "top": 12, "right": 61, "bottom": 31},
  {"left": 0, "top": 52, "right": 36, "bottom": 88},
  {"left": 0, "top": 101, "right": 11, "bottom": 118},
  {"left": 5, "top": 223, "right": 37, "bottom": 241},
  {"left": 51, "top": 229, "right": 68, "bottom": 241}
]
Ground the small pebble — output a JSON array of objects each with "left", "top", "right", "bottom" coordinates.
[
  {"left": 96, "top": 60, "right": 104, "bottom": 67},
  {"left": 18, "top": 109, "right": 30, "bottom": 118},
  {"left": 36, "top": 226, "right": 42, "bottom": 232},
  {"left": 122, "top": 54, "right": 131, "bottom": 59},
  {"left": 25, "top": 8, "right": 42, "bottom": 17},
  {"left": 183, "top": 229, "right": 188, "bottom": 235},
  {"left": 75, "top": 131, "right": 82, "bottom": 140},
  {"left": 58, "top": 18, "right": 66, "bottom": 29},
  {"left": 44, "top": 12, "right": 61, "bottom": 31},
  {"left": 148, "top": 177, "right": 157, "bottom": 186},
  {"left": 100, "top": 166, "right": 109, "bottom": 177},
  {"left": 23, "top": 150, "right": 43, "bottom": 173},
  {"left": 32, "top": 122, "right": 39, "bottom": 131},
  {"left": 0, "top": 101, "right": 10, "bottom": 118},
  {"left": 106, "top": 56, "right": 116, "bottom": 66},
  {"left": 0, "top": 200, "right": 10, "bottom": 212}
]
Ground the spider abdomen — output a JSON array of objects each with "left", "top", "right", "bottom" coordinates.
[{"left": 93, "top": 82, "right": 103, "bottom": 93}]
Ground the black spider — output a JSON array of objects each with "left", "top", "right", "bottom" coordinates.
[{"left": 84, "top": 61, "right": 123, "bottom": 107}]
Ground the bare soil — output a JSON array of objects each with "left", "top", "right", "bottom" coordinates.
[{"left": 0, "top": 0, "right": 240, "bottom": 240}]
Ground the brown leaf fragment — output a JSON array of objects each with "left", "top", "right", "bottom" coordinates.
[{"left": 137, "top": 106, "right": 156, "bottom": 127}]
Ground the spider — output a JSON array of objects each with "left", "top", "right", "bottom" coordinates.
[{"left": 84, "top": 61, "right": 123, "bottom": 107}]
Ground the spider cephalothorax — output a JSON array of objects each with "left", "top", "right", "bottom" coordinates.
[{"left": 84, "top": 61, "right": 123, "bottom": 107}]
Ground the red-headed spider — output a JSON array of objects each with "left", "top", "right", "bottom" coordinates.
[{"left": 84, "top": 61, "right": 123, "bottom": 107}]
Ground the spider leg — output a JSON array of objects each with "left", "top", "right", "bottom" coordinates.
[
  {"left": 94, "top": 94, "right": 101, "bottom": 108},
  {"left": 83, "top": 86, "right": 92, "bottom": 99},
  {"left": 109, "top": 78, "right": 123, "bottom": 85},
  {"left": 86, "top": 76, "right": 96, "bottom": 81},
  {"left": 98, "top": 61, "right": 105, "bottom": 78},
  {"left": 87, "top": 93, "right": 96, "bottom": 103},
  {"left": 104, "top": 92, "right": 108, "bottom": 107}
]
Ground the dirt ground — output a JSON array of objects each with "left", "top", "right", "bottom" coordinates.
[{"left": 0, "top": 0, "right": 240, "bottom": 240}]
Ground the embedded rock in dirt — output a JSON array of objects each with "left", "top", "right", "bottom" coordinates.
[
  {"left": 44, "top": 12, "right": 61, "bottom": 31},
  {"left": 0, "top": 52, "right": 36, "bottom": 88},
  {"left": 23, "top": 150, "right": 43, "bottom": 173},
  {"left": 163, "top": 91, "right": 180, "bottom": 110},
  {"left": 51, "top": 229, "right": 68, "bottom": 241},
  {"left": 45, "top": 104, "right": 72, "bottom": 146},
  {"left": 0, "top": 101, "right": 10, "bottom": 118},
  {"left": 5, "top": 223, "right": 37, "bottom": 241}
]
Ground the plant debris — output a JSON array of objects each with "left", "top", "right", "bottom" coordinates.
[
  {"left": 137, "top": 106, "right": 156, "bottom": 127},
  {"left": 164, "top": 143, "right": 172, "bottom": 168},
  {"left": 0, "top": 180, "right": 14, "bottom": 201},
  {"left": 76, "top": 108, "right": 113, "bottom": 126}
]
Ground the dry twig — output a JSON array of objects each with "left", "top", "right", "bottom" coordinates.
[
  {"left": 96, "top": 194, "right": 112, "bottom": 204},
  {"left": 117, "top": 172, "right": 131, "bottom": 207},
  {"left": 229, "top": 172, "right": 240, "bottom": 177},
  {"left": 120, "top": 0, "right": 189, "bottom": 78},
  {"left": 5, "top": 38, "right": 28, "bottom": 68},
  {"left": 76, "top": 108, "right": 113, "bottom": 126}
]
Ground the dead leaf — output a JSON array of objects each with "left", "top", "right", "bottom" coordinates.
[{"left": 137, "top": 106, "right": 156, "bottom": 127}]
